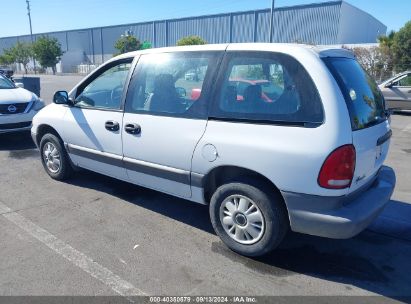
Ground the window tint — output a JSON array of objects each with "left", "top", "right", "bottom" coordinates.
[
  {"left": 125, "top": 53, "right": 214, "bottom": 118},
  {"left": 212, "top": 53, "right": 323, "bottom": 124},
  {"left": 75, "top": 61, "right": 132, "bottom": 110},
  {"left": 324, "top": 57, "right": 386, "bottom": 130}
]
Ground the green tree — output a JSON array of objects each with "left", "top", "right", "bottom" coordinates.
[
  {"left": 9, "top": 42, "right": 33, "bottom": 74},
  {"left": 140, "top": 41, "right": 152, "bottom": 50},
  {"left": 378, "top": 30, "right": 396, "bottom": 76},
  {"left": 176, "top": 35, "right": 206, "bottom": 46},
  {"left": 114, "top": 35, "right": 141, "bottom": 54},
  {"left": 392, "top": 21, "right": 411, "bottom": 73},
  {"left": 0, "top": 48, "right": 15, "bottom": 66},
  {"left": 32, "top": 36, "right": 63, "bottom": 75}
]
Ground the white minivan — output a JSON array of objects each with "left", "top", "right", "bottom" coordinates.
[{"left": 31, "top": 44, "right": 395, "bottom": 257}]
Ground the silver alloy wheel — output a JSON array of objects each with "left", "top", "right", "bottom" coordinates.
[
  {"left": 219, "top": 194, "right": 265, "bottom": 245},
  {"left": 43, "top": 142, "right": 61, "bottom": 174}
]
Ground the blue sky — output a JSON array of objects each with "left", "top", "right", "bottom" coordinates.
[{"left": 0, "top": 0, "right": 409, "bottom": 38}]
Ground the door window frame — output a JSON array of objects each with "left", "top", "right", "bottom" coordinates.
[
  {"left": 71, "top": 56, "right": 138, "bottom": 112},
  {"left": 124, "top": 51, "right": 223, "bottom": 120},
  {"left": 392, "top": 73, "right": 411, "bottom": 88}
]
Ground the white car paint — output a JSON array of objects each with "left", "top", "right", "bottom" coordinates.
[
  {"left": 122, "top": 113, "right": 208, "bottom": 198},
  {"left": 0, "top": 76, "right": 45, "bottom": 133},
  {"left": 63, "top": 108, "right": 128, "bottom": 180}
]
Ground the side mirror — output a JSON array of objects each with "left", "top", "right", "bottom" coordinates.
[
  {"left": 53, "top": 91, "right": 70, "bottom": 105},
  {"left": 15, "top": 82, "right": 24, "bottom": 88}
]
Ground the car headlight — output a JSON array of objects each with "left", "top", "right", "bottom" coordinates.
[{"left": 33, "top": 98, "right": 45, "bottom": 111}]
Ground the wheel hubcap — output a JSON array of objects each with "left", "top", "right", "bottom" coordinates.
[
  {"left": 43, "top": 142, "right": 61, "bottom": 174},
  {"left": 220, "top": 195, "right": 265, "bottom": 245},
  {"left": 234, "top": 213, "right": 247, "bottom": 226}
]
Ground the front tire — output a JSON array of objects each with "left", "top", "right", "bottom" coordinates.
[
  {"left": 210, "top": 179, "right": 288, "bottom": 257},
  {"left": 39, "top": 133, "right": 73, "bottom": 180}
]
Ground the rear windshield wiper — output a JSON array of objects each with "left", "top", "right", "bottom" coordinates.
[{"left": 362, "top": 117, "right": 385, "bottom": 129}]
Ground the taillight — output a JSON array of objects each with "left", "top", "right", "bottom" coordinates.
[{"left": 318, "top": 145, "right": 356, "bottom": 189}]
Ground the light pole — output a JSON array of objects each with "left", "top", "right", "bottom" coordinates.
[
  {"left": 26, "top": 0, "right": 36, "bottom": 74},
  {"left": 269, "top": 0, "right": 275, "bottom": 43}
]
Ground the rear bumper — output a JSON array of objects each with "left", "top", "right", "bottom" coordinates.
[{"left": 282, "top": 166, "right": 396, "bottom": 239}]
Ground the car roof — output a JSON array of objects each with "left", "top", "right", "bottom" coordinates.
[{"left": 112, "top": 43, "right": 355, "bottom": 61}]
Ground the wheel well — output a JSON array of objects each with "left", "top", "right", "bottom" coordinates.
[
  {"left": 203, "top": 166, "right": 285, "bottom": 207},
  {"left": 35, "top": 125, "right": 61, "bottom": 146}
]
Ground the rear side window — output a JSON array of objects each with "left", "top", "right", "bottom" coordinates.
[
  {"left": 211, "top": 52, "right": 324, "bottom": 125},
  {"left": 323, "top": 57, "right": 386, "bottom": 130}
]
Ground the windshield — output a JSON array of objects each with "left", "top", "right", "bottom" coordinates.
[
  {"left": 0, "top": 75, "right": 16, "bottom": 89},
  {"left": 323, "top": 57, "right": 386, "bottom": 130}
]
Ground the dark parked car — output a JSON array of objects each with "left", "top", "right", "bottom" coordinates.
[{"left": 0, "top": 66, "right": 14, "bottom": 79}]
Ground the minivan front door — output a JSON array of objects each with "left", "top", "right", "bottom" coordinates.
[
  {"left": 62, "top": 59, "right": 134, "bottom": 180},
  {"left": 122, "top": 52, "right": 221, "bottom": 198}
]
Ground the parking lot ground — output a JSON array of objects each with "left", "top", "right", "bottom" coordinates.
[{"left": 1, "top": 75, "right": 411, "bottom": 301}]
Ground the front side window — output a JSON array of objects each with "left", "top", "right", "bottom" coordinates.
[
  {"left": 212, "top": 52, "right": 323, "bottom": 125},
  {"left": 393, "top": 74, "right": 411, "bottom": 87},
  {"left": 125, "top": 52, "right": 216, "bottom": 118},
  {"left": 0, "top": 75, "right": 15, "bottom": 89},
  {"left": 75, "top": 60, "right": 132, "bottom": 110}
]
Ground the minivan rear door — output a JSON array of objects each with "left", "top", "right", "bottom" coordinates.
[{"left": 324, "top": 57, "right": 391, "bottom": 193}]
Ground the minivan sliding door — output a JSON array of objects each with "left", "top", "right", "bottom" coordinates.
[{"left": 122, "top": 51, "right": 221, "bottom": 198}]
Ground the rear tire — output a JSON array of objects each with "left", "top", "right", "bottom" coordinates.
[
  {"left": 210, "top": 179, "right": 288, "bottom": 257},
  {"left": 39, "top": 133, "right": 73, "bottom": 180}
]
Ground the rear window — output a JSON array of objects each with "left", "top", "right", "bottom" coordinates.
[{"left": 323, "top": 57, "right": 386, "bottom": 130}]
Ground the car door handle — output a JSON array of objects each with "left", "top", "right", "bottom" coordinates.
[
  {"left": 105, "top": 120, "right": 119, "bottom": 132},
  {"left": 124, "top": 123, "right": 141, "bottom": 135}
]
